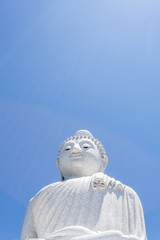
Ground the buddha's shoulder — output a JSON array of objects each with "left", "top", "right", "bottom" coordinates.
[
  {"left": 29, "top": 177, "right": 88, "bottom": 205},
  {"left": 115, "top": 179, "right": 141, "bottom": 202},
  {"left": 30, "top": 181, "right": 63, "bottom": 204},
  {"left": 107, "top": 175, "right": 140, "bottom": 199},
  {"left": 124, "top": 184, "right": 141, "bottom": 201}
]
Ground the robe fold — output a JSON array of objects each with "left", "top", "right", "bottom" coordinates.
[{"left": 20, "top": 175, "right": 147, "bottom": 240}]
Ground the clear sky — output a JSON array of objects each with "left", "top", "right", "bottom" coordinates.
[{"left": 0, "top": 0, "right": 160, "bottom": 239}]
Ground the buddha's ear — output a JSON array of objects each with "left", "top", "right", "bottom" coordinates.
[{"left": 99, "top": 159, "right": 107, "bottom": 173}]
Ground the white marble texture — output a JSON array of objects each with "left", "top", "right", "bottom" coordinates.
[
  {"left": 21, "top": 175, "right": 147, "bottom": 240},
  {"left": 20, "top": 130, "right": 147, "bottom": 240}
]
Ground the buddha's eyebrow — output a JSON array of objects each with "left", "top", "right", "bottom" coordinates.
[
  {"left": 63, "top": 141, "right": 74, "bottom": 147},
  {"left": 79, "top": 140, "right": 94, "bottom": 148}
]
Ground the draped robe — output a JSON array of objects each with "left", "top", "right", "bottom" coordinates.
[{"left": 20, "top": 175, "right": 147, "bottom": 240}]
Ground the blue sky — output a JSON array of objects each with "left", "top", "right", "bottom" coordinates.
[{"left": 0, "top": 0, "right": 160, "bottom": 239}]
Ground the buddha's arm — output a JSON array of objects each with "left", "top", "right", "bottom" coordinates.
[
  {"left": 71, "top": 187, "right": 147, "bottom": 240},
  {"left": 20, "top": 200, "right": 37, "bottom": 240},
  {"left": 70, "top": 231, "right": 145, "bottom": 240}
]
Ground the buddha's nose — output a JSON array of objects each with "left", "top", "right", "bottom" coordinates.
[{"left": 70, "top": 144, "right": 82, "bottom": 154}]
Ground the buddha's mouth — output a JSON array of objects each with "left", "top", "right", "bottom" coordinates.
[{"left": 70, "top": 154, "right": 83, "bottom": 159}]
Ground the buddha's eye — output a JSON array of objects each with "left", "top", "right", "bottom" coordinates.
[
  {"left": 82, "top": 143, "right": 90, "bottom": 149},
  {"left": 64, "top": 145, "right": 71, "bottom": 151}
]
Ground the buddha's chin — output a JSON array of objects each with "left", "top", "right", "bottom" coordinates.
[
  {"left": 66, "top": 172, "right": 91, "bottom": 179},
  {"left": 64, "top": 166, "right": 90, "bottom": 179},
  {"left": 67, "top": 166, "right": 97, "bottom": 179},
  {"left": 70, "top": 157, "right": 84, "bottom": 167}
]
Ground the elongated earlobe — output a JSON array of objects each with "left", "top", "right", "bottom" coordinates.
[
  {"left": 99, "top": 157, "right": 108, "bottom": 173},
  {"left": 61, "top": 173, "right": 65, "bottom": 181}
]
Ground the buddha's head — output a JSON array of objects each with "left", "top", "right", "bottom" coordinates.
[{"left": 57, "top": 130, "right": 108, "bottom": 180}]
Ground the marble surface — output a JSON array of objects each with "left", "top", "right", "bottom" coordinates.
[{"left": 20, "top": 130, "right": 147, "bottom": 240}]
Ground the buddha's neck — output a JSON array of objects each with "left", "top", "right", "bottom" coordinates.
[{"left": 63, "top": 171, "right": 104, "bottom": 181}]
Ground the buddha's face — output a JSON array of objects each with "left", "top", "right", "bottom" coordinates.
[{"left": 59, "top": 138, "right": 102, "bottom": 179}]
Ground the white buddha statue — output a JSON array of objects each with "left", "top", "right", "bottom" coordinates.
[{"left": 20, "top": 130, "right": 147, "bottom": 240}]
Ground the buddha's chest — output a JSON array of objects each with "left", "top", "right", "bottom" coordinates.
[{"left": 33, "top": 182, "right": 125, "bottom": 237}]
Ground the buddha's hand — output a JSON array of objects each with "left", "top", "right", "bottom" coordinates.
[
  {"left": 70, "top": 231, "right": 140, "bottom": 240},
  {"left": 91, "top": 173, "right": 124, "bottom": 191},
  {"left": 28, "top": 238, "right": 45, "bottom": 240},
  {"left": 44, "top": 226, "right": 96, "bottom": 240}
]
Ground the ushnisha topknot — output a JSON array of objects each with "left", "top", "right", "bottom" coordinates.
[{"left": 57, "top": 130, "right": 108, "bottom": 179}]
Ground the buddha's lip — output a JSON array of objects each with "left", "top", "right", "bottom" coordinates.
[{"left": 70, "top": 154, "right": 83, "bottom": 159}]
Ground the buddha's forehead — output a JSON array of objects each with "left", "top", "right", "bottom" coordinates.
[{"left": 64, "top": 138, "right": 96, "bottom": 146}]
